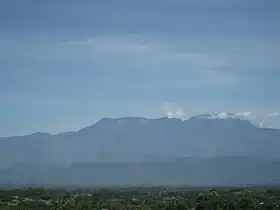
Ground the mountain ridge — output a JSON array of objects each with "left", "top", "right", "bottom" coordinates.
[
  {"left": 1, "top": 115, "right": 280, "bottom": 169},
  {"left": 1, "top": 115, "right": 280, "bottom": 186},
  {"left": 2, "top": 114, "right": 265, "bottom": 138}
]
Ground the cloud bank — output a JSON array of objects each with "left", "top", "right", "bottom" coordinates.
[
  {"left": 205, "top": 112, "right": 255, "bottom": 120},
  {"left": 267, "top": 112, "right": 280, "bottom": 117}
]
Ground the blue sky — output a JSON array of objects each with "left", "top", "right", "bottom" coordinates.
[{"left": 1, "top": 0, "right": 280, "bottom": 136}]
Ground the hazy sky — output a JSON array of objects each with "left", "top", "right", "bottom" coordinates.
[{"left": 1, "top": 0, "right": 280, "bottom": 136}]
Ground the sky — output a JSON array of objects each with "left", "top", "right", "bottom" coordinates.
[{"left": 1, "top": 0, "right": 280, "bottom": 136}]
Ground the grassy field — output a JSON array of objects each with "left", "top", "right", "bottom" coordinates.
[{"left": 0, "top": 187, "right": 280, "bottom": 209}]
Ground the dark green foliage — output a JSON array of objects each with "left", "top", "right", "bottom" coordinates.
[{"left": 0, "top": 187, "right": 280, "bottom": 209}]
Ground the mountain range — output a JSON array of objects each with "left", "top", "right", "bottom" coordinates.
[{"left": 1, "top": 114, "right": 280, "bottom": 186}]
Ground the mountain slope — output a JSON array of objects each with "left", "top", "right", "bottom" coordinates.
[{"left": 1, "top": 116, "right": 280, "bottom": 168}]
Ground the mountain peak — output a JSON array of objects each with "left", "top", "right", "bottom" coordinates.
[
  {"left": 97, "top": 116, "right": 149, "bottom": 124},
  {"left": 28, "top": 132, "right": 51, "bottom": 136},
  {"left": 96, "top": 116, "right": 184, "bottom": 124}
]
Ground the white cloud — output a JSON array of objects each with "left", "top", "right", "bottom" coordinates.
[
  {"left": 267, "top": 112, "right": 280, "bottom": 117},
  {"left": 160, "top": 102, "right": 186, "bottom": 119},
  {"left": 211, "top": 112, "right": 235, "bottom": 119},
  {"left": 234, "top": 112, "right": 255, "bottom": 119},
  {"left": 200, "top": 112, "right": 255, "bottom": 120}
]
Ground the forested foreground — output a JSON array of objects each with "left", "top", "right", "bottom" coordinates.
[{"left": 0, "top": 187, "right": 280, "bottom": 209}]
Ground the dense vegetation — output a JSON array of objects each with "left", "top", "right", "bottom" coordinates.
[{"left": 0, "top": 187, "right": 280, "bottom": 209}]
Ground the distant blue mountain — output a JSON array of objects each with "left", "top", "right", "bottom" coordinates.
[
  {"left": 1, "top": 115, "right": 280, "bottom": 168},
  {"left": 1, "top": 115, "right": 280, "bottom": 186}
]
